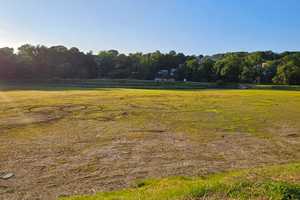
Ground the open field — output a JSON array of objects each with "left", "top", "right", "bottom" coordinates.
[{"left": 0, "top": 83, "right": 300, "bottom": 199}]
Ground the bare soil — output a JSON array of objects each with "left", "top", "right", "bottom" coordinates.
[{"left": 1, "top": 125, "right": 299, "bottom": 200}]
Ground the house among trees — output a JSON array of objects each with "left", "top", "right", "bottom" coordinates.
[{"left": 154, "top": 68, "right": 177, "bottom": 82}]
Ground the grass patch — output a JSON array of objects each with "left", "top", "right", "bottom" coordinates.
[{"left": 60, "top": 163, "right": 300, "bottom": 200}]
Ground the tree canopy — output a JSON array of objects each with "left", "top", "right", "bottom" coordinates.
[{"left": 0, "top": 44, "right": 300, "bottom": 85}]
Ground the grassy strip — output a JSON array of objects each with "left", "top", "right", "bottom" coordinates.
[
  {"left": 61, "top": 163, "right": 300, "bottom": 200},
  {"left": 1, "top": 79, "right": 300, "bottom": 91}
]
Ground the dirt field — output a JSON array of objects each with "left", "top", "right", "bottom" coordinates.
[{"left": 0, "top": 88, "right": 300, "bottom": 200}]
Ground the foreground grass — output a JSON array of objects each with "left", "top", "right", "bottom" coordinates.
[{"left": 61, "top": 163, "right": 300, "bottom": 200}]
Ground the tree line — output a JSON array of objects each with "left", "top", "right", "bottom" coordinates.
[{"left": 0, "top": 44, "right": 300, "bottom": 84}]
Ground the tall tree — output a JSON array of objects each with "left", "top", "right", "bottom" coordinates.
[
  {"left": 214, "top": 54, "right": 244, "bottom": 82},
  {"left": 0, "top": 47, "right": 17, "bottom": 79}
]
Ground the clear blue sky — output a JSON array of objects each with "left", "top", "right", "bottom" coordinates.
[{"left": 0, "top": 0, "right": 299, "bottom": 55}]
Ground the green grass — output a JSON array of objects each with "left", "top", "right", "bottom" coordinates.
[
  {"left": 2, "top": 88, "right": 300, "bottom": 139},
  {"left": 61, "top": 163, "right": 300, "bottom": 200}
]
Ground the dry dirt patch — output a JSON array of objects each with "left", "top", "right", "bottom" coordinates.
[
  {"left": 0, "top": 113, "right": 62, "bottom": 127},
  {"left": 0, "top": 105, "right": 90, "bottom": 128},
  {"left": 1, "top": 129, "right": 299, "bottom": 200}
]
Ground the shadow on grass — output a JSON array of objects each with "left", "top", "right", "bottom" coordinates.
[
  {"left": 0, "top": 80, "right": 212, "bottom": 91},
  {"left": 0, "top": 80, "right": 300, "bottom": 92}
]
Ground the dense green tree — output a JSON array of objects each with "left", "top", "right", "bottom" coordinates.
[
  {"left": 261, "top": 60, "right": 278, "bottom": 83},
  {"left": 276, "top": 63, "right": 300, "bottom": 84},
  {"left": 15, "top": 44, "right": 98, "bottom": 79},
  {"left": 180, "top": 57, "right": 215, "bottom": 82},
  {"left": 214, "top": 54, "right": 244, "bottom": 82},
  {"left": 199, "top": 58, "right": 216, "bottom": 81},
  {"left": 96, "top": 50, "right": 118, "bottom": 77},
  {"left": 0, "top": 47, "right": 17, "bottom": 79},
  {"left": 184, "top": 58, "right": 199, "bottom": 81},
  {"left": 273, "top": 56, "right": 300, "bottom": 84}
]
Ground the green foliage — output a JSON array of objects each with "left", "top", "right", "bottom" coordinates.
[
  {"left": 273, "top": 54, "right": 300, "bottom": 84},
  {"left": 1, "top": 44, "right": 300, "bottom": 85},
  {"left": 1, "top": 44, "right": 97, "bottom": 79},
  {"left": 0, "top": 47, "right": 17, "bottom": 79},
  {"left": 182, "top": 57, "right": 215, "bottom": 82},
  {"left": 214, "top": 54, "right": 244, "bottom": 82}
]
